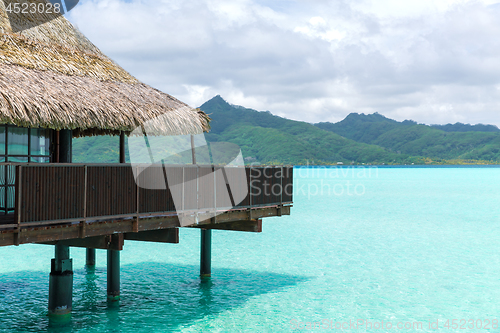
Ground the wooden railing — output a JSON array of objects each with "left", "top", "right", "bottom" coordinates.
[{"left": 5, "top": 164, "right": 292, "bottom": 227}]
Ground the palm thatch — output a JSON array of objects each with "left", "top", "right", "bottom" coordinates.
[{"left": 0, "top": 0, "right": 210, "bottom": 137}]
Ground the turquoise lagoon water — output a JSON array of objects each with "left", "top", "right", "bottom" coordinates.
[{"left": 1, "top": 166, "right": 500, "bottom": 332}]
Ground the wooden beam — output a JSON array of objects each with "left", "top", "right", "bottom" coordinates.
[
  {"left": 190, "top": 219, "right": 262, "bottom": 232},
  {"left": 193, "top": 205, "right": 290, "bottom": 226},
  {"left": 40, "top": 234, "right": 124, "bottom": 250},
  {"left": 125, "top": 228, "right": 179, "bottom": 243},
  {"left": 109, "top": 234, "right": 124, "bottom": 251},
  {"left": 0, "top": 215, "right": 180, "bottom": 247},
  {"left": 0, "top": 206, "right": 290, "bottom": 247}
]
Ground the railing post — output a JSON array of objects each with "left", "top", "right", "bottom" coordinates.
[
  {"left": 81, "top": 166, "right": 87, "bottom": 239},
  {"left": 135, "top": 166, "right": 139, "bottom": 232},
  {"left": 249, "top": 166, "right": 252, "bottom": 220},
  {"left": 278, "top": 166, "right": 283, "bottom": 216},
  {"left": 280, "top": 166, "right": 283, "bottom": 205},
  {"left": 213, "top": 165, "right": 216, "bottom": 216},
  {"left": 182, "top": 166, "right": 185, "bottom": 212},
  {"left": 196, "top": 165, "right": 199, "bottom": 223},
  {"left": 14, "top": 165, "right": 21, "bottom": 246}
]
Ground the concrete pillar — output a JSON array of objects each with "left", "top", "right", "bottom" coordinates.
[
  {"left": 48, "top": 244, "right": 73, "bottom": 317},
  {"left": 200, "top": 229, "right": 211, "bottom": 277},
  {"left": 86, "top": 248, "right": 96, "bottom": 267},
  {"left": 107, "top": 250, "right": 120, "bottom": 301}
]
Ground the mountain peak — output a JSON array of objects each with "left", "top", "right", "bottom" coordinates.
[
  {"left": 199, "top": 95, "right": 230, "bottom": 111},
  {"left": 208, "top": 94, "right": 227, "bottom": 104},
  {"left": 342, "top": 112, "right": 396, "bottom": 124}
]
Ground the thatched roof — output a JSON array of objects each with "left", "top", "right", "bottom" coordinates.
[{"left": 0, "top": 0, "right": 210, "bottom": 137}]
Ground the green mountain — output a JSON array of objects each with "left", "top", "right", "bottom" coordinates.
[
  {"left": 74, "top": 96, "right": 421, "bottom": 165},
  {"left": 430, "top": 123, "right": 499, "bottom": 132},
  {"left": 73, "top": 135, "right": 122, "bottom": 163},
  {"left": 199, "top": 96, "right": 419, "bottom": 165},
  {"left": 315, "top": 113, "right": 500, "bottom": 162},
  {"left": 73, "top": 96, "right": 500, "bottom": 165},
  {"left": 315, "top": 112, "right": 416, "bottom": 144}
]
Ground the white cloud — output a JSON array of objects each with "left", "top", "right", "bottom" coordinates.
[
  {"left": 353, "top": 0, "right": 500, "bottom": 18},
  {"left": 294, "top": 16, "right": 346, "bottom": 42},
  {"left": 68, "top": 0, "right": 500, "bottom": 127}
]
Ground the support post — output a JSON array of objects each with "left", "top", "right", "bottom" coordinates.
[
  {"left": 86, "top": 248, "right": 96, "bottom": 266},
  {"left": 200, "top": 229, "right": 211, "bottom": 278},
  {"left": 48, "top": 244, "right": 73, "bottom": 317},
  {"left": 107, "top": 249, "right": 120, "bottom": 301},
  {"left": 49, "top": 131, "right": 73, "bottom": 317},
  {"left": 59, "top": 129, "right": 72, "bottom": 163},
  {"left": 120, "top": 132, "right": 126, "bottom": 164}
]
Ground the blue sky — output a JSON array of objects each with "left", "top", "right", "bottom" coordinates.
[{"left": 67, "top": 0, "right": 500, "bottom": 127}]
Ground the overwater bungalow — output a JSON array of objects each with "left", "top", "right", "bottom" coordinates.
[{"left": 0, "top": 1, "right": 292, "bottom": 317}]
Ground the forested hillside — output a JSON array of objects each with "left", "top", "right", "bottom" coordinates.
[
  {"left": 199, "top": 96, "right": 417, "bottom": 165},
  {"left": 73, "top": 96, "right": 500, "bottom": 165},
  {"left": 315, "top": 113, "right": 500, "bottom": 162}
]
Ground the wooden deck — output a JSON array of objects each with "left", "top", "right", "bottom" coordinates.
[{"left": 0, "top": 164, "right": 293, "bottom": 247}]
